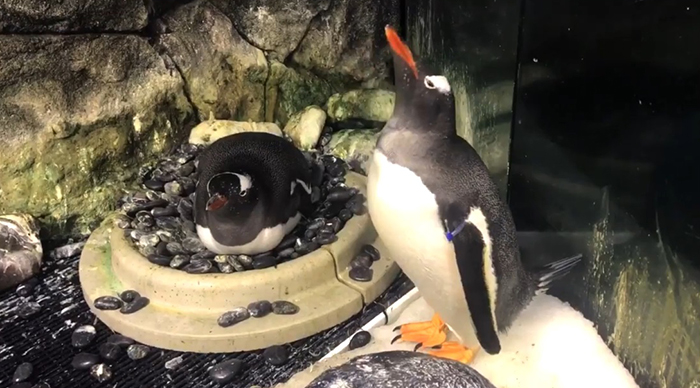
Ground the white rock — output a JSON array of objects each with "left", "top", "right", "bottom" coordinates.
[
  {"left": 0, "top": 214, "right": 43, "bottom": 291},
  {"left": 188, "top": 112, "right": 283, "bottom": 146},
  {"left": 283, "top": 105, "right": 327, "bottom": 151}
]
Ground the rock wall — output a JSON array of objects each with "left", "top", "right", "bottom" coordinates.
[{"left": 0, "top": 0, "right": 398, "bottom": 235}]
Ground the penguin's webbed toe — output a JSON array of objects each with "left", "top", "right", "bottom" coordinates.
[
  {"left": 390, "top": 313, "right": 447, "bottom": 350},
  {"left": 427, "top": 341, "right": 478, "bottom": 364}
]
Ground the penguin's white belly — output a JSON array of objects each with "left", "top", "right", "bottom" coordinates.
[
  {"left": 367, "top": 151, "right": 478, "bottom": 346},
  {"left": 197, "top": 213, "right": 301, "bottom": 255}
]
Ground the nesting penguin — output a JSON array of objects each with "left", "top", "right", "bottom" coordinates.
[
  {"left": 366, "top": 26, "right": 582, "bottom": 363},
  {"left": 194, "top": 132, "right": 314, "bottom": 256}
]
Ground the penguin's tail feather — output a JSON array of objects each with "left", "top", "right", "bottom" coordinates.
[{"left": 533, "top": 253, "right": 583, "bottom": 295}]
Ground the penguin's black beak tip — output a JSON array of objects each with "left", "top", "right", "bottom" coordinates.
[
  {"left": 385, "top": 25, "right": 419, "bottom": 79},
  {"left": 206, "top": 194, "right": 228, "bottom": 211}
]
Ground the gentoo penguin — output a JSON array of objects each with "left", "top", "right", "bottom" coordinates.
[
  {"left": 194, "top": 132, "right": 313, "bottom": 255},
  {"left": 366, "top": 26, "right": 582, "bottom": 363}
]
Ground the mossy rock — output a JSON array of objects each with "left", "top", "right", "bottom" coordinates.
[
  {"left": 0, "top": 34, "right": 194, "bottom": 235},
  {"left": 325, "top": 89, "right": 395, "bottom": 123}
]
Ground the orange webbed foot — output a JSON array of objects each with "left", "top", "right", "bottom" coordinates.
[
  {"left": 427, "top": 341, "right": 479, "bottom": 364},
  {"left": 391, "top": 313, "right": 447, "bottom": 351}
]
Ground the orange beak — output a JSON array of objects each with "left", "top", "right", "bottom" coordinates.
[
  {"left": 385, "top": 25, "right": 418, "bottom": 79},
  {"left": 206, "top": 194, "right": 228, "bottom": 211}
]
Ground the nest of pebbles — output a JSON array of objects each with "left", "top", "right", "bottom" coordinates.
[{"left": 114, "top": 142, "right": 367, "bottom": 274}]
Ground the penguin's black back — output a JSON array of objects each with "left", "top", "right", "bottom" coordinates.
[
  {"left": 377, "top": 128, "right": 535, "bottom": 331},
  {"left": 194, "top": 132, "right": 311, "bottom": 228}
]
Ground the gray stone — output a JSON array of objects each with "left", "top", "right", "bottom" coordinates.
[
  {"left": 283, "top": 105, "right": 327, "bottom": 150},
  {"left": 324, "top": 129, "right": 380, "bottom": 175},
  {"left": 0, "top": 0, "right": 148, "bottom": 33},
  {"left": 155, "top": 1, "right": 268, "bottom": 122},
  {"left": 0, "top": 214, "right": 42, "bottom": 291},
  {"left": 210, "top": 0, "right": 331, "bottom": 61},
  {"left": 0, "top": 35, "right": 193, "bottom": 235},
  {"left": 326, "top": 89, "right": 395, "bottom": 122},
  {"left": 292, "top": 0, "right": 400, "bottom": 85}
]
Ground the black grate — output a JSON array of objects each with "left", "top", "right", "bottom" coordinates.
[{"left": 0, "top": 245, "right": 413, "bottom": 388}]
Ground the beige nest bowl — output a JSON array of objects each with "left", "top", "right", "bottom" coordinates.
[{"left": 78, "top": 172, "right": 399, "bottom": 353}]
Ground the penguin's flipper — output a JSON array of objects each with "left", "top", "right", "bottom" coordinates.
[
  {"left": 447, "top": 208, "right": 502, "bottom": 355},
  {"left": 427, "top": 341, "right": 479, "bottom": 364},
  {"left": 391, "top": 313, "right": 447, "bottom": 351},
  {"left": 533, "top": 253, "right": 583, "bottom": 295}
]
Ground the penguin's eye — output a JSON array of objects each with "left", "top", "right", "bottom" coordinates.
[
  {"left": 424, "top": 77, "right": 436, "bottom": 89},
  {"left": 239, "top": 190, "right": 247, "bottom": 197}
]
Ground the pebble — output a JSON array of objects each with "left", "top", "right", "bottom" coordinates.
[
  {"left": 315, "top": 232, "right": 337, "bottom": 245},
  {"left": 138, "top": 234, "right": 160, "bottom": 247},
  {"left": 120, "top": 296, "right": 150, "bottom": 314},
  {"left": 217, "top": 262, "right": 234, "bottom": 273},
  {"left": 177, "top": 198, "right": 194, "bottom": 221},
  {"left": 247, "top": 300, "right": 272, "bottom": 318},
  {"left": 263, "top": 345, "right": 289, "bottom": 366},
  {"left": 106, "top": 334, "right": 135, "bottom": 347},
  {"left": 115, "top": 215, "right": 132, "bottom": 229},
  {"left": 166, "top": 242, "right": 186, "bottom": 255},
  {"left": 277, "top": 247, "right": 295, "bottom": 258},
  {"left": 94, "top": 295, "right": 124, "bottom": 310},
  {"left": 349, "top": 330, "right": 372, "bottom": 350},
  {"left": 236, "top": 254, "right": 253, "bottom": 269},
  {"left": 119, "top": 290, "right": 140, "bottom": 303},
  {"left": 326, "top": 186, "right": 354, "bottom": 202},
  {"left": 338, "top": 208, "right": 353, "bottom": 222},
  {"left": 164, "top": 181, "right": 183, "bottom": 196},
  {"left": 126, "top": 344, "right": 150, "bottom": 360},
  {"left": 98, "top": 342, "right": 122, "bottom": 361},
  {"left": 16, "top": 301, "right": 41, "bottom": 318},
  {"left": 49, "top": 241, "right": 85, "bottom": 259},
  {"left": 90, "top": 364, "right": 112, "bottom": 383},
  {"left": 217, "top": 307, "right": 250, "bottom": 327},
  {"left": 360, "top": 244, "right": 381, "bottom": 261},
  {"left": 71, "top": 353, "right": 100, "bottom": 370},
  {"left": 12, "top": 362, "right": 33, "bottom": 383},
  {"left": 183, "top": 258, "right": 213, "bottom": 274},
  {"left": 164, "top": 355, "right": 184, "bottom": 370},
  {"left": 349, "top": 266, "right": 373, "bottom": 282},
  {"left": 252, "top": 255, "right": 277, "bottom": 269},
  {"left": 143, "top": 179, "right": 165, "bottom": 191},
  {"left": 16, "top": 278, "right": 39, "bottom": 297},
  {"left": 272, "top": 300, "right": 299, "bottom": 315},
  {"left": 71, "top": 325, "right": 96, "bottom": 348},
  {"left": 226, "top": 256, "right": 246, "bottom": 272},
  {"left": 152, "top": 206, "right": 178, "bottom": 217},
  {"left": 295, "top": 241, "right": 319, "bottom": 256},
  {"left": 192, "top": 250, "right": 217, "bottom": 260},
  {"left": 170, "top": 254, "right": 190, "bottom": 269},
  {"left": 147, "top": 254, "right": 172, "bottom": 266},
  {"left": 182, "top": 237, "right": 205, "bottom": 253},
  {"left": 208, "top": 359, "right": 243, "bottom": 384},
  {"left": 350, "top": 254, "right": 372, "bottom": 269}
]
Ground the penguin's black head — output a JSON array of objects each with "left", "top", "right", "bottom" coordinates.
[
  {"left": 205, "top": 172, "right": 257, "bottom": 213},
  {"left": 385, "top": 26, "right": 456, "bottom": 132}
]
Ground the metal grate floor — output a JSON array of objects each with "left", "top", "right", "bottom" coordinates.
[{"left": 0, "top": 241, "right": 413, "bottom": 388}]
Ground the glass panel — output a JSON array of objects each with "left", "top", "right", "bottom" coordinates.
[{"left": 509, "top": 1, "right": 700, "bottom": 387}]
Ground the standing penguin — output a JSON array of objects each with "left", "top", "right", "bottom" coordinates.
[
  {"left": 194, "top": 132, "right": 314, "bottom": 256},
  {"left": 366, "top": 26, "right": 582, "bottom": 363}
]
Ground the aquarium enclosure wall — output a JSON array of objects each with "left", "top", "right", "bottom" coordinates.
[{"left": 1, "top": 0, "right": 699, "bottom": 387}]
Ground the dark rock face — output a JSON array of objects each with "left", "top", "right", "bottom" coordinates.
[
  {"left": 154, "top": 1, "right": 269, "bottom": 122},
  {"left": 0, "top": 215, "right": 42, "bottom": 291},
  {"left": 292, "top": 0, "right": 399, "bottom": 85},
  {"left": 0, "top": 34, "right": 193, "bottom": 234},
  {"left": 305, "top": 351, "right": 497, "bottom": 388},
  {"left": 0, "top": 0, "right": 148, "bottom": 33},
  {"left": 210, "top": 0, "right": 331, "bottom": 61}
]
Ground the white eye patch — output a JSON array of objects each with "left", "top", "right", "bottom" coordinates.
[{"left": 424, "top": 75, "right": 451, "bottom": 94}]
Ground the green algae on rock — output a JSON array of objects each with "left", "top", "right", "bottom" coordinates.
[
  {"left": 0, "top": 34, "right": 193, "bottom": 235},
  {"left": 325, "top": 89, "right": 395, "bottom": 123},
  {"left": 324, "top": 129, "right": 380, "bottom": 175}
]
